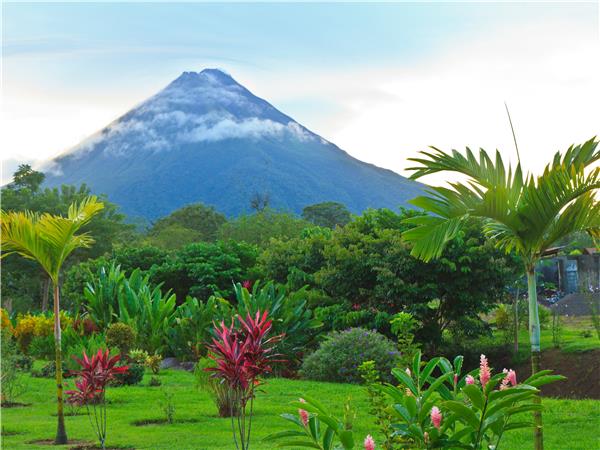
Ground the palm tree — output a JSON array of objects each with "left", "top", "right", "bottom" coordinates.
[
  {"left": 402, "top": 138, "right": 599, "bottom": 450},
  {"left": 1, "top": 196, "right": 104, "bottom": 444}
]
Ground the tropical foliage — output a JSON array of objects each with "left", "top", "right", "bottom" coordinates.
[
  {"left": 401, "top": 137, "right": 599, "bottom": 448},
  {"left": 1, "top": 196, "right": 104, "bottom": 444}
]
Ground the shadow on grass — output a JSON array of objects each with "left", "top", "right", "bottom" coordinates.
[{"left": 131, "top": 417, "right": 201, "bottom": 426}]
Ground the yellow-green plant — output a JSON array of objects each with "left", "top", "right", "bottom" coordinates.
[
  {"left": 402, "top": 138, "right": 599, "bottom": 450},
  {"left": 1, "top": 196, "right": 103, "bottom": 444}
]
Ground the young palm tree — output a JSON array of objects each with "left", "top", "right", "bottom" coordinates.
[
  {"left": 1, "top": 196, "right": 104, "bottom": 444},
  {"left": 402, "top": 138, "right": 599, "bottom": 450}
]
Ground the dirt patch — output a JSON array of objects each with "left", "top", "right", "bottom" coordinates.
[
  {"left": 70, "top": 446, "right": 134, "bottom": 450},
  {"left": 1, "top": 402, "right": 31, "bottom": 408},
  {"left": 131, "top": 418, "right": 200, "bottom": 426},
  {"left": 511, "top": 349, "right": 600, "bottom": 399},
  {"left": 2, "top": 429, "right": 24, "bottom": 436},
  {"left": 551, "top": 293, "right": 599, "bottom": 316},
  {"left": 27, "top": 439, "right": 94, "bottom": 446}
]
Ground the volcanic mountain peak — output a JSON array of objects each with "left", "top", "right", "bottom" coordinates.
[{"left": 44, "top": 69, "right": 423, "bottom": 219}]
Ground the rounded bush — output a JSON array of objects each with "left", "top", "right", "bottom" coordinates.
[
  {"left": 300, "top": 328, "right": 400, "bottom": 383},
  {"left": 106, "top": 323, "right": 137, "bottom": 355},
  {"left": 111, "top": 363, "right": 144, "bottom": 386}
]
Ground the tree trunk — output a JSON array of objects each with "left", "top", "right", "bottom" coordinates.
[
  {"left": 513, "top": 285, "right": 520, "bottom": 355},
  {"left": 527, "top": 269, "right": 543, "bottom": 450},
  {"left": 41, "top": 276, "right": 50, "bottom": 312},
  {"left": 53, "top": 282, "right": 68, "bottom": 445}
]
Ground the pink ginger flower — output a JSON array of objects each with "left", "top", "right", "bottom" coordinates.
[
  {"left": 500, "top": 369, "right": 517, "bottom": 390},
  {"left": 479, "top": 354, "right": 491, "bottom": 388},
  {"left": 242, "top": 280, "right": 253, "bottom": 290},
  {"left": 430, "top": 406, "right": 442, "bottom": 430},
  {"left": 364, "top": 434, "right": 375, "bottom": 450},
  {"left": 453, "top": 374, "right": 458, "bottom": 386},
  {"left": 465, "top": 374, "right": 475, "bottom": 385},
  {"left": 298, "top": 398, "right": 309, "bottom": 427}
]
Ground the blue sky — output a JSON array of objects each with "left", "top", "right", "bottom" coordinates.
[{"left": 2, "top": 2, "right": 599, "bottom": 184}]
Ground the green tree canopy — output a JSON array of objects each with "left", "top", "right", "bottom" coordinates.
[
  {"left": 259, "top": 208, "right": 517, "bottom": 345},
  {"left": 147, "top": 203, "right": 226, "bottom": 248},
  {"left": 218, "top": 209, "right": 310, "bottom": 247},
  {"left": 302, "top": 201, "right": 352, "bottom": 228}
]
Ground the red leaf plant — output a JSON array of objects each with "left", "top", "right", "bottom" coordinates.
[
  {"left": 66, "top": 349, "right": 128, "bottom": 450},
  {"left": 206, "top": 310, "right": 283, "bottom": 450}
]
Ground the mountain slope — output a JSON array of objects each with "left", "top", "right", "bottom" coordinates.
[{"left": 44, "top": 69, "right": 423, "bottom": 219}]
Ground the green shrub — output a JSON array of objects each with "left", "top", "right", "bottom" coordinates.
[
  {"left": 149, "top": 376, "right": 162, "bottom": 387},
  {"left": 129, "top": 349, "right": 149, "bottom": 365},
  {"left": 62, "top": 331, "right": 110, "bottom": 373},
  {"left": 232, "top": 281, "right": 322, "bottom": 372},
  {"left": 145, "top": 353, "right": 162, "bottom": 374},
  {"left": 0, "top": 329, "right": 26, "bottom": 404},
  {"left": 538, "top": 305, "right": 551, "bottom": 329},
  {"left": 300, "top": 328, "right": 400, "bottom": 384},
  {"left": 28, "top": 335, "right": 55, "bottom": 360},
  {"left": 494, "top": 304, "right": 512, "bottom": 331},
  {"left": 389, "top": 311, "right": 420, "bottom": 366},
  {"left": 314, "top": 304, "right": 349, "bottom": 332},
  {"left": 106, "top": 323, "right": 137, "bottom": 355},
  {"left": 194, "top": 358, "right": 239, "bottom": 417},
  {"left": 112, "top": 363, "right": 144, "bottom": 386},
  {"left": 32, "top": 361, "right": 60, "bottom": 379}
]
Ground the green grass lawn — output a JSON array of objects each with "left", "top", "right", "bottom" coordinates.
[
  {"left": 489, "top": 315, "right": 600, "bottom": 354},
  {"left": 2, "top": 369, "right": 599, "bottom": 449}
]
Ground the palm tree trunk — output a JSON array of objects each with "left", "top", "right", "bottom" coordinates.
[
  {"left": 527, "top": 269, "right": 543, "bottom": 450},
  {"left": 513, "top": 285, "right": 520, "bottom": 355},
  {"left": 53, "top": 282, "right": 68, "bottom": 445}
]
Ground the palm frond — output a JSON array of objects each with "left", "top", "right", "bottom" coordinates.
[
  {"left": 403, "top": 137, "right": 599, "bottom": 263},
  {"left": 1, "top": 196, "right": 104, "bottom": 281}
]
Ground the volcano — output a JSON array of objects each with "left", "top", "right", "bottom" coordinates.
[{"left": 44, "top": 69, "right": 423, "bottom": 219}]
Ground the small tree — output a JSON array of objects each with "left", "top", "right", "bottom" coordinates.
[
  {"left": 401, "top": 138, "right": 599, "bottom": 450},
  {"left": 1, "top": 196, "right": 104, "bottom": 444},
  {"left": 206, "top": 311, "right": 283, "bottom": 450},
  {"left": 66, "top": 349, "right": 128, "bottom": 449}
]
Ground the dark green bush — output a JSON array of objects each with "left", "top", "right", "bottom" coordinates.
[
  {"left": 149, "top": 376, "right": 162, "bottom": 387},
  {"left": 28, "top": 335, "right": 55, "bottom": 360},
  {"left": 299, "top": 328, "right": 400, "bottom": 384},
  {"left": 112, "top": 363, "right": 144, "bottom": 386},
  {"left": 106, "top": 323, "right": 137, "bottom": 355},
  {"left": 1, "top": 329, "right": 26, "bottom": 403}
]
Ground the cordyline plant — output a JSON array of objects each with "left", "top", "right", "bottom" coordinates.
[
  {"left": 206, "top": 310, "right": 283, "bottom": 450},
  {"left": 66, "top": 349, "right": 128, "bottom": 450}
]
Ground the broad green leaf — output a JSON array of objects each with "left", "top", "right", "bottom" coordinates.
[
  {"left": 462, "top": 384, "right": 485, "bottom": 410},
  {"left": 443, "top": 401, "right": 480, "bottom": 429}
]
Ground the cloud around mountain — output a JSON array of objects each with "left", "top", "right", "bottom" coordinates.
[{"left": 44, "top": 69, "right": 423, "bottom": 219}]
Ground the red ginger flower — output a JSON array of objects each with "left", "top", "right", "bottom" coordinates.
[
  {"left": 465, "top": 374, "right": 475, "bottom": 385},
  {"left": 479, "top": 354, "right": 491, "bottom": 388},
  {"left": 364, "top": 434, "right": 375, "bottom": 450},
  {"left": 298, "top": 398, "right": 309, "bottom": 427},
  {"left": 430, "top": 406, "right": 442, "bottom": 430},
  {"left": 500, "top": 368, "right": 517, "bottom": 390}
]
